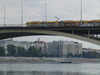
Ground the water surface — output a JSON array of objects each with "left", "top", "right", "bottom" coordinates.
[{"left": 0, "top": 63, "right": 100, "bottom": 75}]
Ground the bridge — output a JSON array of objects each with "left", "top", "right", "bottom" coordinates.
[{"left": 0, "top": 25, "right": 100, "bottom": 45}]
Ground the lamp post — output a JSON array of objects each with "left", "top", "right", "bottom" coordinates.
[
  {"left": 45, "top": 3, "right": 47, "bottom": 21},
  {"left": 4, "top": 5, "right": 6, "bottom": 27},
  {"left": 21, "top": 0, "right": 23, "bottom": 26},
  {"left": 80, "top": 0, "right": 82, "bottom": 26}
]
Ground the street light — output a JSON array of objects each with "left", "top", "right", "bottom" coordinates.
[
  {"left": 80, "top": 0, "right": 82, "bottom": 26},
  {"left": 4, "top": 5, "right": 6, "bottom": 27},
  {"left": 21, "top": 0, "right": 23, "bottom": 26},
  {"left": 45, "top": 3, "right": 47, "bottom": 21}
]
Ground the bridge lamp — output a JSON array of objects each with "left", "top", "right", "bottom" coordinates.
[
  {"left": 21, "top": 0, "right": 23, "bottom": 27},
  {"left": 45, "top": 3, "right": 47, "bottom": 21},
  {"left": 80, "top": 0, "right": 82, "bottom": 26},
  {"left": 3, "top": 5, "right": 6, "bottom": 27}
]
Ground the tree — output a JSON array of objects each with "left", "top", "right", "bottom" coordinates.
[
  {"left": 0, "top": 46, "right": 5, "bottom": 56},
  {"left": 17, "top": 46, "right": 26, "bottom": 57},
  {"left": 27, "top": 46, "right": 43, "bottom": 57},
  {"left": 82, "top": 51, "right": 100, "bottom": 58},
  {"left": 67, "top": 53, "right": 73, "bottom": 58},
  {"left": 7, "top": 44, "right": 16, "bottom": 56}
]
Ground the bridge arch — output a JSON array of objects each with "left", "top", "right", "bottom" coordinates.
[{"left": 1, "top": 29, "right": 100, "bottom": 45}]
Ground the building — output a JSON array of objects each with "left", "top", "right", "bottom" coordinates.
[
  {"left": 68, "top": 41, "right": 82, "bottom": 55},
  {"left": 33, "top": 38, "right": 48, "bottom": 54},
  {"left": 47, "top": 40, "right": 82, "bottom": 57}
]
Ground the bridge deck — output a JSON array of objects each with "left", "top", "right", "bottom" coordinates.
[{"left": 0, "top": 26, "right": 99, "bottom": 44}]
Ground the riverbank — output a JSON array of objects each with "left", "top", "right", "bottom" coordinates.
[{"left": 0, "top": 57, "right": 100, "bottom": 64}]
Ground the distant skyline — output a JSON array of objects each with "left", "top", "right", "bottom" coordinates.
[
  {"left": 13, "top": 35, "right": 100, "bottom": 49},
  {"left": 0, "top": 0, "right": 100, "bottom": 49}
]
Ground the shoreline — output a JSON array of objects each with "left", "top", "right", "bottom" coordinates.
[{"left": 0, "top": 57, "right": 100, "bottom": 64}]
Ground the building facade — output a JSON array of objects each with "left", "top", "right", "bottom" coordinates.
[
  {"left": 47, "top": 40, "right": 82, "bottom": 57},
  {"left": 33, "top": 38, "right": 48, "bottom": 54}
]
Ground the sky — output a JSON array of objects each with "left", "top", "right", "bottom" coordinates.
[{"left": 0, "top": 0, "right": 100, "bottom": 49}]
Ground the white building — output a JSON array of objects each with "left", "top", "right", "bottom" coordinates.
[
  {"left": 68, "top": 41, "right": 82, "bottom": 55},
  {"left": 47, "top": 40, "right": 82, "bottom": 57}
]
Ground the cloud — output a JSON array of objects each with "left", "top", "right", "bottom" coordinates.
[{"left": 0, "top": 0, "right": 100, "bottom": 24}]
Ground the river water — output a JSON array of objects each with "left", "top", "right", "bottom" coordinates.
[{"left": 0, "top": 63, "right": 100, "bottom": 75}]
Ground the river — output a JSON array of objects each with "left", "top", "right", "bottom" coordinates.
[{"left": 0, "top": 63, "right": 100, "bottom": 75}]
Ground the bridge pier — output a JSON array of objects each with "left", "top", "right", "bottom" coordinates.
[
  {"left": 72, "top": 30, "right": 74, "bottom": 34},
  {"left": 88, "top": 30, "right": 90, "bottom": 38}
]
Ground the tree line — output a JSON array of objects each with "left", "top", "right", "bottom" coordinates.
[
  {"left": 67, "top": 52, "right": 100, "bottom": 58},
  {"left": 0, "top": 44, "right": 100, "bottom": 58},
  {"left": 0, "top": 44, "right": 43, "bottom": 57}
]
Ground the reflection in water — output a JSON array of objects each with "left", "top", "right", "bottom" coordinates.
[{"left": 0, "top": 71, "right": 85, "bottom": 75}]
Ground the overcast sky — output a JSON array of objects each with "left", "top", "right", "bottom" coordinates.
[
  {"left": 0, "top": 0, "right": 100, "bottom": 24},
  {"left": 0, "top": 0, "right": 100, "bottom": 49}
]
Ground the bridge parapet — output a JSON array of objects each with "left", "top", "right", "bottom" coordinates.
[
  {"left": 0, "top": 26, "right": 99, "bottom": 45},
  {"left": 0, "top": 24, "right": 26, "bottom": 27}
]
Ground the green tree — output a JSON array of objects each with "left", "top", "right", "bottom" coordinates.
[
  {"left": 74, "top": 54, "right": 82, "bottom": 58},
  {"left": 7, "top": 44, "right": 16, "bottom": 56},
  {"left": 82, "top": 52, "right": 100, "bottom": 58},
  {"left": 0, "top": 46, "right": 5, "bottom": 56},
  {"left": 27, "top": 46, "right": 43, "bottom": 57},
  {"left": 67, "top": 53, "right": 73, "bottom": 58},
  {"left": 17, "top": 46, "right": 26, "bottom": 57}
]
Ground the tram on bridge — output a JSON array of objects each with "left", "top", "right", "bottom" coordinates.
[{"left": 26, "top": 20, "right": 100, "bottom": 27}]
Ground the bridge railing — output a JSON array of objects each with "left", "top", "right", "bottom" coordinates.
[{"left": 0, "top": 24, "right": 26, "bottom": 27}]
